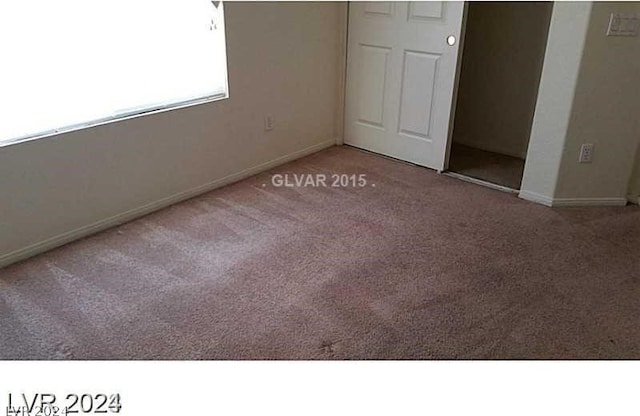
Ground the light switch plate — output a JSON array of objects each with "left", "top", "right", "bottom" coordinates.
[{"left": 607, "top": 13, "right": 639, "bottom": 37}]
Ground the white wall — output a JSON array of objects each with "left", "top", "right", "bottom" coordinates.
[
  {"left": 452, "top": 2, "right": 552, "bottom": 159},
  {"left": 554, "top": 1, "right": 640, "bottom": 204},
  {"left": 0, "top": 2, "right": 347, "bottom": 266},
  {"left": 521, "top": 1, "right": 640, "bottom": 207},
  {"left": 519, "top": 2, "right": 593, "bottom": 205}
]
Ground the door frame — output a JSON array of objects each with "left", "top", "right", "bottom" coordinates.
[
  {"left": 441, "top": 2, "right": 469, "bottom": 173},
  {"left": 442, "top": 1, "right": 556, "bottom": 177}
]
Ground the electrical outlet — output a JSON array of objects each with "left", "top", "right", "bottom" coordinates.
[
  {"left": 264, "top": 115, "right": 274, "bottom": 131},
  {"left": 579, "top": 143, "right": 594, "bottom": 163}
]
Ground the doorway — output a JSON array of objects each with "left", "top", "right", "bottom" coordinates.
[
  {"left": 446, "top": 2, "right": 553, "bottom": 190},
  {"left": 343, "top": 2, "right": 553, "bottom": 189},
  {"left": 343, "top": 1, "right": 465, "bottom": 171}
]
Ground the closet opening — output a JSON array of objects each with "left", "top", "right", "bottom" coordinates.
[{"left": 447, "top": 1, "right": 553, "bottom": 191}]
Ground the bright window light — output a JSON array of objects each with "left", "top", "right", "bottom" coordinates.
[{"left": 0, "top": 0, "right": 228, "bottom": 145}]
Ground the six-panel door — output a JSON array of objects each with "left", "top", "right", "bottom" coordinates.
[{"left": 345, "top": 1, "right": 464, "bottom": 171}]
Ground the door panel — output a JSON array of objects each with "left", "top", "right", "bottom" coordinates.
[
  {"left": 364, "top": 2, "right": 394, "bottom": 17},
  {"left": 345, "top": 1, "right": 464, "bottom": 170},
  {"left": 355, "top": 45, "right": 391, "bottom": 128},
  {"left": 408, "top": 2, "right": 444, "bottom": 20},
  {"left": 398, "top": 50, "right": 438, "bottom": 139}
]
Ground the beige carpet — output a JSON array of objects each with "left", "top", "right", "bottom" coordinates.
[
  {"left": 1, "top": 146, "right": 639, "bottom": 359},
  {"left": 448, "top": 144, "right": 525, "bottom": 189}
]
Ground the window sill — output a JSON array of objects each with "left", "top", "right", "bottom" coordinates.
[{"left": 0, "top": 92, "right": 229, "bottom": 149}]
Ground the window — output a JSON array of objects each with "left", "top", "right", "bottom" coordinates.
[{"left": 0, "top": 0, "right": 228, "bottom": 145}]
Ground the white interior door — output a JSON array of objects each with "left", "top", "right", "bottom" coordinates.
[{"left": 344, "top": 1, "right": 465, "bottom": 170}]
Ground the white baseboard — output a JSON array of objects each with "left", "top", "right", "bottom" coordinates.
[
  {"left": 0, "top": 139, "right": 335, "bottom": 269},
  {"left": 519, "top": 190, "right": 628, "bottom": 207},
  {"left": 518, "top": 190, "right": 554, "bottom": 207},
  {"left": 551, "top": 197, "right": 628, "bottom": 207}
]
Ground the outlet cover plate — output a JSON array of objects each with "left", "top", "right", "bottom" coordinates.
[{"left": 579, "top": 143, "right": 594, "bottom": 163}]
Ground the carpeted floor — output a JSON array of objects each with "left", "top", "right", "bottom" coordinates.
[
  {"left": 448, "top": 143, "right": 525, "bottom": 190},
  {"left": 1, "top": 145, "right": 640, "bottom": 359}
]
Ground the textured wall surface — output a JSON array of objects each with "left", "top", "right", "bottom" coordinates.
[
  {"left": 0, "top": 2, "right": 346, "bottom": 262},
  {"left": 554, "top": 2, "right": 640, "bottom": 200}
]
